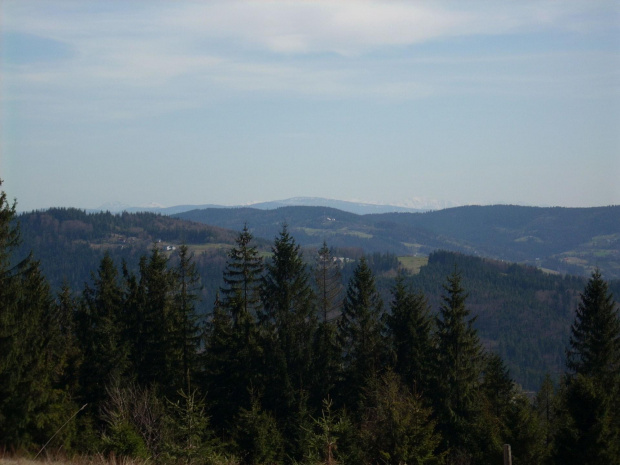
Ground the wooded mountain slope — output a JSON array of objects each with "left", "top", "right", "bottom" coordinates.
[
  {"left": 176, "top": 204, "right": 620, "bottom": 278},
  {"left": 14, "top": 207, "right": 620, "bottom": 391}
]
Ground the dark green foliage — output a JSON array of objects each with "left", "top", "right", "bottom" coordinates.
[
  {"left": 0, "top": 183, "right": 79, "bottom": 450},
  {"left": 221, "top": 224, "right": 264, "bottom": 322},
  {"left": 304, "top": 398, "right": 336, "bottom": 464},
  {"left": 310, "top": 320, "right": 342, "bottom": 413},
  {"left": 261, "top": 227, "right": 316, "bottom": 402},
  {"left": 235, "top": 395, "right": 284, "bottom": 465},
  {"left": 314, "top": 241, "right": 343, "bottom": 323},
  {"left": 102, "top": 418, "right": 150, "bottom": 460},
  {"left": 432, "top": 269, "right": 486, "bottom": 462},
  {"left": 165, "top": 388, "right": 215, "bottom": 463},
  {"left": 412, "top": 250, "right": 582, "bottom": 391},
  {"left": 16, "top": 208, "right": 238, "bottom": 298},
  {"left": 478, "top": 352, "right": 517, "bottom": 462},
  {"left": 260, "top": 225, "right": 318, "bottom": 458},
  {"left": 504, "top": 392, "right": 546, "bottom": 465},
  {"left": 359, "top": 371, "right": 443, "bottom": 465},
  {"left": 1, "top": 260, "right": 78, "bottom": 449},
  {"left": 204, "top": 296, "right": 263, "bottom": 436},
  {"left": 386, "top": 273, "right": 434, "bottom": 395},
  {"left": 337, "top": 257, "right": 386, "bottom": 410},
  {"left": 172, "top": 245, "right": 203, "bottom": 393},
  {"left": 554, "top": 373, "right": 620, "bottom": 464},
  {"left": 481, "top": 352, "right": 514, "bottom": 426},
  {"left": 310, "top": 242, "right": 343, "bottom": 410},
  {"left": 77, "top": 253, "right": 129, "bottom": 407},
  {"left": 534, "top": 373, "right": 558, "bottom": 460},
  {"left": 137, "top": 247, "right": 178, "bottom": 389},
  {"left": 555, "top": 270, "right": 620, "bottom": 464},
  {"left": 16, "top": 204, "right": 613, "bottom": 391},
  {"left": 203, "top": 227, "right": 264, "bottom": 434},
  {"left": 566, "top": 270, "right": 620, "bottom": 382},
  {"left": 303, "top": 397, "right": 366, "bottom": 465}
]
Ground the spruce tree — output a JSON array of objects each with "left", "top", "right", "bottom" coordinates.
[
  {"left": 78, "top": 253, "right": 128, "bottom": 408},
  {"left": 481, "top": 352, "right": 514, "bottom": 425},
  {"left": 314, "top": 241, "right": 343, "bottom": 323},
  {"left": 478, "top": 352, "right": 515, "bottom": 461},
  {"left": 172, "top": 245, "right": 202, "bottom": 393},
  {"left": 221, "top": 224, "right": 263, "bottom": 323},
  {"left": 203, "top": 226, "right": 264, "bottom": 434},
  {"left": 337, "top": 257, "right": 385, "bottom": 410},
  {"left": 310, "top": 242, "right": 343, "bottom": 410},
  {"left": 566, "top": 269, "right": 620, "bottom": 382},
  {"left": 202, "top": 294, "right": 237, "bottom": 434},
  {"left": 386, "top": 273, "right": 434, "bottom": 395},
  {"left": 136, "top": 246, "right": 177, "bottom": 391},
  {"left": 534, "top": 373, "right": 557, "bottom": 459},
  {"left": 433, "top": 269, "right": 485, "bottom": 462},
  {"left": 2, "top": 260, "right": 75, "bottom": 448},
  {"left": 0, "top": 186, "right": 24, "bottom": 445},
  {"left": 0, "top": 184, "right": 77, "bottom": 449},
  {"left": 360, "top": 371, "right": 442, "bottom": 464},
  {"left": 505, "top": 391, "right": 547, "bottom": 465},
  {"left": 121, "top": 259, "right": 147, "bottom": 384},
  {"left": 55, "top": 284, "right": 82, "bottom": 400},
  {"left": 234, "top": 394, "right": 284, "bottom": 465},
  {"left": 555, "top": 270, "right": 620, "bottom": 463},
  {"left": 260, "top": 225, "right": 317, "bottom": 459},
  {"left": 261, "top": 227, "right": 317, "bottom": 396}
]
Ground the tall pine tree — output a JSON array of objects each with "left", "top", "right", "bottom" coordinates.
[
  {"left": 78, "top": 253, "right": 128, "bottom": 408},
  {"left": 310, "top": 242, "right": 343, "bottom": 410},
  {"left": 203, "top": 226, "right": 264, "bottom": 434},
  {"left": 172, "top": 245, "right": 203, "bottom": 394},
  {"left": 221, "top": 224, "right": 263, "bottom": 323},
  {"left": 260, "top": 225, "right": 318, "bottom": 458},
  {"left": 386, "top": 273, "right": 434, "bottom": 396},
  {"left": 555, "top": 270, "right": 620, "bottom": 463},
  {"left": 337, "top": 257, "right": 385, "bottom": 411},
  {"left": 433, "top": 269, "right": 485, "bottom": 463},
  {"left": 261, "top": 225, "right": 317, "bottom": 403},
  {"left": 314, "top": 241, "right": 342, "bottom": 323},
  {"left": 135, "top": 246, "right": 177, "bottom": 391},
  {"left": 0, "top": 183, "right": 77, "bottom": 449}
]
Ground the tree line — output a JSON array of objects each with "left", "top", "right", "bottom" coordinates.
[{"left": 1, "top": 182, "right": 619, "bottom": 464}]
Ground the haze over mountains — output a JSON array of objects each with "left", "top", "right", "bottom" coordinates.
[
  {"left": 175, "top": 204, "right": 620, "bottom": 279},
  {"left": 83, "top": 197, "right": 620, "bottom": 279},
  {"left": 93, "top": 197, "right": 457, "bottom": 216}
]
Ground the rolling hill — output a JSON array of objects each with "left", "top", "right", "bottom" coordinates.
[{"left": 176, "top": 204, "right": 620, "bottom": 278}]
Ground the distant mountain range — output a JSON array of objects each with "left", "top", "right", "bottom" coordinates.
[
  {"left": 175, "top": 204, "right": 620, "bottom": 279},
  {"left": 94, "top": 197, "right": 433, "bottom": 216}
]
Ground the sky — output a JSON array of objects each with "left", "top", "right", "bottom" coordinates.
[{"left": 1, "top": 0, "right": 619, "bottom": 211}]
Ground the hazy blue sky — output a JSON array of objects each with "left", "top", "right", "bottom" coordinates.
[{"left": 1, "top": 1, "right": 619, "bottom": 211}]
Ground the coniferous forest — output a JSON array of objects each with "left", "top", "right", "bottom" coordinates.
[{"left": 2, "top": 182, "right": 620, "bottom": 465}]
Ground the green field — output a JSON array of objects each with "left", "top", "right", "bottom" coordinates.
[
  {"left": 298, "top": 227, "right": 373, "bottom": 239},
  {"left": 397, "top": 255, "right": 428, "bottom": 274}
]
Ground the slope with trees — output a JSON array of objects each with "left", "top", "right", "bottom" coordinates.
[{"left": 176, "top": 204, "right": 620, "bottom": 278}]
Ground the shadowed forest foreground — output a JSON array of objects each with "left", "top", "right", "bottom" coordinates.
[{"left": 1, "top": 182, "right": 619, "bottom": 465}]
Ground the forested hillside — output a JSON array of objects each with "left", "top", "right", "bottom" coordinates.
[
  {"left": 3, "top": 184, "right": 620, "bottom": 464},
  {"left": 176, "top": 204, "right": 620, "bottom": 278},
  {"left": 402, "top": 251, "right": 586, "bottom": 389},
  {"left": 15, "top": 208, "right": 258, "bottom": 312},
  {"left": 13, "top": 207, "right": 620, "bottom": 391}
]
